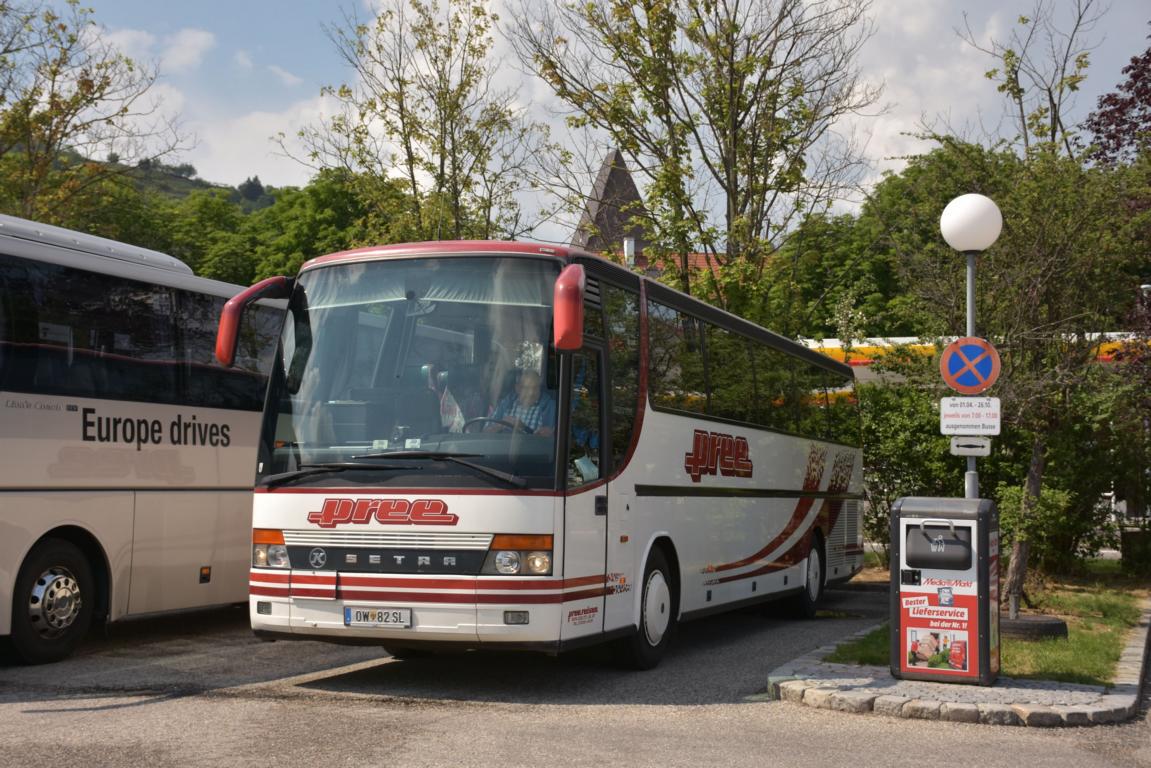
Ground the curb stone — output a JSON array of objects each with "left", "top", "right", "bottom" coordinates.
[
  {"left": 903, "top": 699, "right": 941, "bottom": 720},
  {"left": 873, "top": 695, "right": 910, "bottom": 717},
  {"left": 940, "top": 702, "right": 980, "bottom": 723},
  {"left": 765, "top": 596, "right": 1151, "bottom": 727},
  {"left": 978, "top": 703, "right": 1020, "bottom": 726}
]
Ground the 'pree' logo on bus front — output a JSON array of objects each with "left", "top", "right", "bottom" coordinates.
[
  {"left": 684, "top": 429, "right": 753, "bottom": 483},
  {"left": 306, "top": 498, "right": 459, "bottom": 528}
]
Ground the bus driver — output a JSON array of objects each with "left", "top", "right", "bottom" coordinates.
[{"left": 488, "top": 370, "right": 556, "bottom": 436}]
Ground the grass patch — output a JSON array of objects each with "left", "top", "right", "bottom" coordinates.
[
  {"left": 1001, "top": 585, "right": 1141, "bottom": 686},
  {"left": 825, "top": 575, "right": 1145, "bottom": 686},
  {"left": 1083, "top": 558, "right": 1123, "bottom": 578},
  {"left": 824, "top": 626, "right": 888, "bottom": 665}
]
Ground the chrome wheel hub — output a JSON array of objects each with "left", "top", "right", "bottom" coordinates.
[
  {"left": 28, "top": 566, "right": 82, "bottom": 639},
  {"left": 642, "top": 570, "right": 671, "bottom": 646},
  {"left": 806, "top": 549, "right": 822, "bottom": 602}
]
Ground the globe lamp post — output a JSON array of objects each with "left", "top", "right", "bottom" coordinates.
[{"left": 940, "top": 194, "right": 1002, "bottom": 499}]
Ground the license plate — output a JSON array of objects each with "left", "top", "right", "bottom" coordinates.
[{"left": 344, "top": 606, "right": 412, "bottom": 628}]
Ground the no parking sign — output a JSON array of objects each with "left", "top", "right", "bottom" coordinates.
[{"left": 939, "top": 337, "right": 1000, "bottom": 395}]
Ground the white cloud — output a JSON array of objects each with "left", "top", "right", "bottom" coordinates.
[
  {"left": 103, "top": 28, "right": 157, "bottom": 62},
  {"left": 234, "top": 50, "right": 254, "bottom": 70},
  {"left": 161, "top": 29, "right": 216, "bottom": 74},
  {"left": 268, "top": 65, "right": 304, "bottom": 87},
  {"left": 181, "top": 94, "right": 339, "bottom": 188}
]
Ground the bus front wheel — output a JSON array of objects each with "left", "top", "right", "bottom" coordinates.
[
  {"left": 624, "top": 547, "right": 677, "bottom": 670},
  {"left": 10, "top": 538, "right": 95, "bottom": 664}
]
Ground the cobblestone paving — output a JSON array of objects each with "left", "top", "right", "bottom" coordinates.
[{"left": 768, "top": 597, "right": 1150, "bottom": 727}]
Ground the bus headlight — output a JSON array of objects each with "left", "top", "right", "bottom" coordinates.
[
  {"left": 494, "top": 550, "right": 521, "bottom": 575},
  {"left": 524, "top": 551, "right": 551, "bottom": 575},
  {"left": 253, "top": 529, "right": 289, "bottom": 568},
  {"left": 481, "top": 535, "right": 553, "bottom": 576},
  {"left": 253, "top": 544, "right": 290, "bottom": 568}
]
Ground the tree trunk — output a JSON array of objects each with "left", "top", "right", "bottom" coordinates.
[{"left": 1004, "top": 435, "right": 1045, "bottom": 620}]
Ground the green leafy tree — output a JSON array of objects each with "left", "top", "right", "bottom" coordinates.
[
  {"left": 166, "top": 190, "right": 246, "bottom": 275},
  {"left": 286, "top": 0, "right": 546, "bottom": 241},
  {"left": 247, "top": 169, "right": 395, "bottom": 280},
  {"left": 961, "top": 0, "right": 1101, "bottom": 159},
  {"left": 0, "top": 0, "right": 185, "bottom": 222},
  {"left": 511, "top": 0, "right": 880, "bottom": 306},
  {"left": 859, "top": 380, "right": 963, "bottom": 566}
]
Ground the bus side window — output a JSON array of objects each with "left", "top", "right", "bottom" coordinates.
[{"left": 567, "top": 350, "right": 602, "bottom": 488}]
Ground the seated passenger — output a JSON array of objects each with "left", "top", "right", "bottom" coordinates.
[{"left": 489, "top": 370, "right": 556, "bottom": 436}]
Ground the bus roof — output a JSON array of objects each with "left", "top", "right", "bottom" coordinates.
[
  {"left": 0, "top": 213, "right": 193, "bottom": 275},
  {"left": 300, "top": 240, "right": 579, "bottom": 272}
]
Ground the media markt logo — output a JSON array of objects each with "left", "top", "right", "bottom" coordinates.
[{"left": 308, "top": 548, "right": 327, "bottom": 569}]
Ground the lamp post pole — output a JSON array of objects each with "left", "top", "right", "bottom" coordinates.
[
  {"left": 964, "top": 250, "right": 979, "bottom": 499},
  {"left": 940, "top": 194, "right": 1003, "bottom": 501}
]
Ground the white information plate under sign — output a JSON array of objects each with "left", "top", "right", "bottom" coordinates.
[
  {"left": 950, "top": 436, "right": 992, "bottom": 456},
  {"left": 940, "top": 397, "right": 1001, "bottom": 436}
]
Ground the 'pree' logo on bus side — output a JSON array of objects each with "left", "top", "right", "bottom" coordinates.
[
  {"left": 306, "top": 498, "right": 459, "bottom": 528},
  {"left": 684, "top": 429, "right": 753, "bottom": 483}
]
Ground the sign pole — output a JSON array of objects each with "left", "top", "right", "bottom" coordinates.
[
  {"left": 965, "top": 251, "right": 978, "bottom": 500},
  {"left": 941, "top": 193, "right": 1002, "bottom": 501}
]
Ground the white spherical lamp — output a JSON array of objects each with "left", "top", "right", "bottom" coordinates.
[{"left": 940, "top": 194, "right": 1002, "bottom": 252}]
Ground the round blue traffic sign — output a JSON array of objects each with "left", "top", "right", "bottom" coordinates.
[{"left": 940, "top": 337, "right": 1001, "bottom": 395}]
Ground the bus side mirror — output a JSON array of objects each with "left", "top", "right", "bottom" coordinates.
[
  {"left": 553, "top": 264, "right": 585, "bottom": 351},
  {"left": 216, "top": 276, "right": 293, "bottom": 367}
]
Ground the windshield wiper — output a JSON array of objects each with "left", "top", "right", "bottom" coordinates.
[
  {"left": 353, "top": 450, "right": 528, "bottom": 489},
  {"left": 259, "top": 461, "right": 423, "bottom": 489}
]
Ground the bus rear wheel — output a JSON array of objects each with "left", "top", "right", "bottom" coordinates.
[
  {"left": 788, "top": 537, "right": 825, "bottom": 620},
  {"left": 624, "top": 547, "right": 677, "bottom": 670},
  {"left": 10, "top": 538, "right": 94, "bottom": 665}
]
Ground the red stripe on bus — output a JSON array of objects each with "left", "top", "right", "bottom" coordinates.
[
  {"left": 708, "top": 538, "right": 808, "bottom": 585},
  {"left": 337, "top": 575, "right": 474, "bottom": 590},
  {"left": 476, "top": 593, "right": 565, "bottom": 604},
  {"left": 708, "top": 448, "right": 829, "bottom": 573},
  {"left": 709, "top": 498, "right": 816, "bottom": 574},
  {"left": 250, "top": 585, "right": 290, "bottom": 597},
  {"left": 291, "top": 574, "right": 337, "bottom": 585},
  {"left": 290, "top": 587, "right": 337, "bottom": 598},
  {"left": 337, "top": 590, "right": 477, "bottom": 604},
  {"left": 250, "top": 570, "right": 290, "bottom": 583},
  {"left": 334, "top": 574, "right": 605, "bottom": 591},
  {"left": 561, "top": 588, "right": 611, "bottom": 603}
]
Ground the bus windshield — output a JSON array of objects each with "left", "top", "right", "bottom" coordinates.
[{"left": 259, "top": 256, "right": 562, "bottom": 489}]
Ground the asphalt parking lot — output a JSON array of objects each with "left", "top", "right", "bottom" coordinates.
[{"left": 2, "top": 587, "right": 1149, "bottom": 768}]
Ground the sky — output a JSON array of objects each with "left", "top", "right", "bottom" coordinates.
[{"left": 85, "top": 0, "right": 1151, "bottom": 239}]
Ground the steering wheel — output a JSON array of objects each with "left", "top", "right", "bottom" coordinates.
[{"left": 462, "top": 417, "right": 530, "bottom": 434}]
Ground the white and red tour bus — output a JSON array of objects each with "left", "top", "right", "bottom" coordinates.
[
  {"left": 0, "top": 214, "right": 280, "bottom": 663},
  {"left": 216, "top": 241, "right": 863, "bottom": 668}
]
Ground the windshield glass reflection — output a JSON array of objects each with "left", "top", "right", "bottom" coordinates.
[{"left": 261, "top": 256, "right": 561, "bottom": 489}]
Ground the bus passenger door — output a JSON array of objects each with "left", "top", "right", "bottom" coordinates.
[{"left": 560, "top": 347, "right": 607, "bottom": 642}]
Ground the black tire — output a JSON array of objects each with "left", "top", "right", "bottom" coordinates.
[
  {"left": 623, "top": 547, "right": 678, "bottom": 670},
  {"left": 788, "top": 536, "right": 825, "bottom": 619},
  {"left": 10, "top": 538, "right": 95, "bottom": 664},
  {"left": 1000, "top": 615, "right": 1069, "bottom": 640}
]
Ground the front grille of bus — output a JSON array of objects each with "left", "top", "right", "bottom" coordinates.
[
  {"left": 284, "top": 531, "right": 493, "bottom": 549},
  {"left": 283, "top": 530, "right": 493, "bottom": 574}
]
